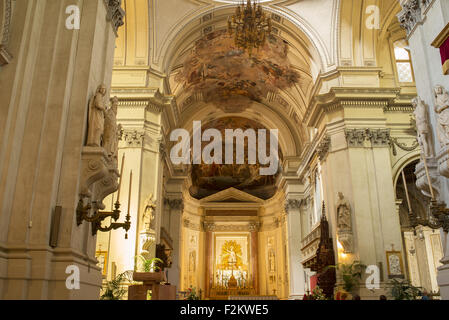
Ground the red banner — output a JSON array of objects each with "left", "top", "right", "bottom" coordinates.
[{"left": 440, "top": 37, "right": 449, "bottom": 75}]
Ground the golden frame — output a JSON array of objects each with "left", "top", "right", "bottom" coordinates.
[
  {"left": 96, "top": 251, "right": 108, "bottom": 277},
  {"left": 386, "top": 251, "right": 405, "bottom": 279}
]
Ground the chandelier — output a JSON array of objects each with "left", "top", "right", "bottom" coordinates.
[{"left": 227, "top": 0, "right": 272, "bottom": 56}]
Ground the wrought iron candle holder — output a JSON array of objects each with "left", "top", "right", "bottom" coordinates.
[{"left": 76, "top": 199, "right": 131, "bottom": 238}]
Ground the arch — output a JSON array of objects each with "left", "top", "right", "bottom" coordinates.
[
  {"left": 160, "top": 5, "right": 328, "bottom": 76},
  {"left": 392, "top": 152, "right": 421, "bottom": 197}
]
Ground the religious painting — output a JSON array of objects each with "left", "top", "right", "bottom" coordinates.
[
  {"left": 95, "top": 251, "right": 108, "bottom": 277},
  {"left": 213, "top": 234, "right": 250, "bottom": 289},
  {"left": 386, "top": 251, "right": 405, "bottom": 279}
]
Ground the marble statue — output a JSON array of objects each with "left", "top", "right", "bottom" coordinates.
[
  {"left": 413, "top": 96, "right": 434, "bottom": 157},
  {"left": 143, "top": 193, "right": 156, "bottom": 230},
  {"left": 103, "top": 96, "right": 121, "bottom": 158},
  {"left": 87, "top": 84, "right": 107, "bottom": 147},
  {"left": 336, "top": 192, "right": 352, "bottom": 231},
  {"left": 434, "top": 85, "right": 449, "bottom": 147}
]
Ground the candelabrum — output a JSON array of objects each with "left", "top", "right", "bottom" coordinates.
[{"left": 76, "top": 199, "right": 131, "bottom": 238}]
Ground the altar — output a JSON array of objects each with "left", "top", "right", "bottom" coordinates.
[{"left": 179, "top": 188, "right": 290, "bottom": 299}]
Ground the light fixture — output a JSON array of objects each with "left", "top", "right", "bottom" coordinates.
[{"left": 227, "top": 0, "right": 272, "bottom": 57}]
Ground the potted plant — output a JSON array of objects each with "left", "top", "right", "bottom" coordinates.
[
  {"left": 326, "top": 261, "right": 366, "bottom": 298},
  {"left": 133, "top": 255, "right": 165, "bottom": 283},
  {"left": 100, "top": 270, "right": 134, "bottom": 300},
  {"left": 390, "top": 279, "right": 422, "bottom": 300},
  {"left": 185, "top": 286, "right": 200, "bottom": 300}
]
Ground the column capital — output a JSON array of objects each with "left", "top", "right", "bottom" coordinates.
[
  {"left": 284, "top": 199, "right": 302, "bottom": 214},
  {"left": 104, "top": 0, "right": 125, "bottom": 36}
]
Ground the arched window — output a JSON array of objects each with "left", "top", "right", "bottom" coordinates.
[{"left": 393, "top": 39, "right": 414, "bottom": 83}]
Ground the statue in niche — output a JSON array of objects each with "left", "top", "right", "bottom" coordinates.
[
  {"left": 142, "top": 193, "right": 156, "bottom": 231},
  {"left": 87, "top": 84, "right": 107, "bottom": 147},
  {"left": 413, "top": 96, "right": 434, "bottom": 158},
  {"left": 434, "top": 85, "right": 449, "bottom": 147},
  {"left": 336, "top": 192, "right": 352, "bottom": 231},
  {"left": 103, "top": 96, "right": 121, "bottom": 159}
]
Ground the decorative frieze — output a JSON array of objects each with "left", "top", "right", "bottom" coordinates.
[{"left": 390, "top": 138, "right": 419, "bottom": 156}]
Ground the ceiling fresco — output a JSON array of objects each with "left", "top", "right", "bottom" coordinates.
[{"left": 176, "top": 30, "right": 299, "bottom": 113}]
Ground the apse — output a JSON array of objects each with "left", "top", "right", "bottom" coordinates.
[{"left": 189, "top": 117, "right": 283, "bottom": 200}]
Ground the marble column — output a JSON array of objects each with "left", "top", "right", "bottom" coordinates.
[
  {"left": 166, "top": 197, "right": 183, "bottom": 289},
  {"left": 249, "top": 223, "right": 260, "bottom": 293},
  {"left": 204, "top": 222, "right": 215, "bottom": 298},
  {"left": 284, "top": 198, "right": 306, "bottom": 299}
]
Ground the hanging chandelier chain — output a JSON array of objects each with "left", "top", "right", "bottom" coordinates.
[{"left": 228, "top": 0, "right": 272, "bottom": 56}]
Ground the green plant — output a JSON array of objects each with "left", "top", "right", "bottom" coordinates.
[
  {"left": 325, "top": 261, "right": 366, "bottom": 293},
  {"left": 100, "top": 270, "right": 133, "bottom": 300},
  {"left": 310, "top": 286, "right": 327, "bottom": 300},
  {"left": 390, "top": 279, "right": 422, "bottom": 300},
  {"left": 185, "top": 287, "right": 200, "bottom": 300},
  {"left": 135, "top": 255, "right": 164, "bottom": 272}
]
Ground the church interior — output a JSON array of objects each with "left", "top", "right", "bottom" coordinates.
[{"left": 1, "top": 0, "right": 449, "bottom": 301}]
